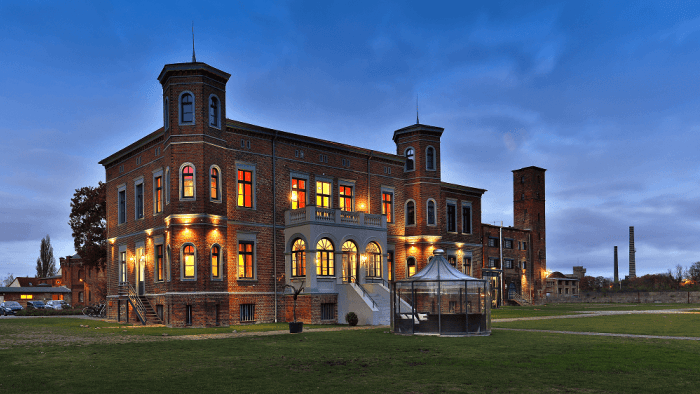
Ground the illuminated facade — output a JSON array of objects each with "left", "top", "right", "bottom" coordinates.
[{"left": 100, "top": 61, "right": 546, "bottom": 327}]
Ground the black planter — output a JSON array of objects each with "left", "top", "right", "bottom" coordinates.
[{"left": 289, "top": 321, "right": 304, "bottom": 333}]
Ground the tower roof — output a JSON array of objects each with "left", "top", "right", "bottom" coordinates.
[
  {"left": 157, "top": 62, "right": 231, "bottom": 85},
  {"left": 392, "top": 123, "right": 444, "bottom": 143}
]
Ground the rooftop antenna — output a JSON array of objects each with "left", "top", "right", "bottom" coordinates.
[
  {"left": 416, "top": 95, "right": 419, "bottom": 124},
  {"left": 192, "top": 22, "right": 197, "bottom": 63}
]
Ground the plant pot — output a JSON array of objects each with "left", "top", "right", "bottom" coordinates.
[{"left": 289, "top": 321, "right": 304, "bottom": 333}]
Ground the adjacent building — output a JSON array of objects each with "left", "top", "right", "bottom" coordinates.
[{"left": 99, "top": 60, "right": 547, "bottom": 327}]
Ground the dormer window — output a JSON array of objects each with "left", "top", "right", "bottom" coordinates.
[
  {"left": 209, "top": 95, "right": 219, "bottom": 128},
  {"left": 405, "top": 148, "right": 415, "bottom": 171},
  {"left": 426, "top": 146, "right": 435, "bottom": 170},
  {"left": 180, "top": 92, "right": 194, "bottom": 124}
]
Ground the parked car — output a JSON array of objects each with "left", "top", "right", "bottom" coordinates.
[
  {"left": 26, "top": 301, "right": 46, "bottom": 309},
  {"left": 45, "top": 300, "right": 64, "bottom": 310},
  {"left": 0, "top": 301, "right": 23, "bottom": 316}
]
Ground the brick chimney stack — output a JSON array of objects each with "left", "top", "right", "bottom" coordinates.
[
  {"left": 614, "top": 246, "right": 619, "bottom": 283},
  {"left": 629, "top": 227, "right": 636, "bottom": 278}
]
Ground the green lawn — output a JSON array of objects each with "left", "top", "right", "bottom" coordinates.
[
  {"left": 2, "top": 308, "right": 700, "bottom": 393},
  {"left": 491, "top": 302, "right": 700, "bottom": 319}
]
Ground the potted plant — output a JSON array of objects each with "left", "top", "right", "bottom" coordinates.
[
  {"left": 345, "top": 311, "right": 358, "bottom": 326},
  {"left": 283, "top": 281, "right": 305, "bottom": 333}
]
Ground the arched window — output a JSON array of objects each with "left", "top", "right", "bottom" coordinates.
[
  {"left": 366, "top": 242, "right": 381, "bottom": 278},
  {"left": 181, "top": 165, "right": 195, "bottom": 199},
  {"left": 405, "top": 148, "right": 415, "bottom": 171},
  {"left": 210, "top": 166, "right": 220, "bottom": 201},
  {"left": 209, "top": 96, "right": 219, "bottom": 127},
  {"left": 407, "top": 257, "right": 416, "bottom": 277},
  {"left": 183, "top": 244, "right": 195, "bottom": 279},
  {"left": 427, "top": 199, "right": 436, "bottom": 226},
  {"left": 211, "top": 245, "right": 221, "bottom": 279},
  {"left": 405, "top": 200, "right": 416, "bottom": 226},
  {"left": 292, "top": 239, "right": 306, "bottom": 277},
  {"left": 316, "top": 238, "right": 334, "bottom": 276},
  {"left": 342, "top": 240, "right": 358, "bottom": 283},
  {"left": 426, "top": 146, "right": 435, "bottom": 170},
  {"left": 180, "top": 92, "right": 194, "bottom": 124}
]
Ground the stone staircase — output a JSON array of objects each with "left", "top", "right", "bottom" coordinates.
[
  {"left": 365, "top": 283, "right": 390, "bottom": 325},
  {"left": 118, "top": 283, "right": 163, "bottom": 325}
]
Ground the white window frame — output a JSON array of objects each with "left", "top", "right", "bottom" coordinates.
[
  {"left": 209, "top": 164, "right": 222, "bottom": 203},
  {"left": 425, "top": 146, "right": 436, "bottom": 171},
  {"left": 426, "top": 198, "right": 437, "bottom": 226},
  {"left": 209, "top": 94, "right": 221, "bottom": 129},
  {"left": 179, "top": 162, "right": 196, "bottom": 201},
  {"left": 179, "top": 91, "right": 195, "bottom": 126},
  {"left": 338, "top": 179, "right": 356, "bottom": 212},
  {"left": 134, "top": 176, "right": 145, "bottom": 221},
  {"left": 235, "top": 162, "right": 256, "bottom": 210},
  {"left": 117, "top": 183, "right": 127, "bottom": 225},
  {"left": 237, "top": 233, "right": 257, "bottom": 280},
  {"left": 180, "top": 243, "right": 197, "bottom": 281},
  {"left": 152, "top": 168, "right": 164, "bottom": 216}
]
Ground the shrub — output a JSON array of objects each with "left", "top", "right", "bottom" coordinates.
[{"left": 345, "top": 312, "right": 358, "bottom": 326}]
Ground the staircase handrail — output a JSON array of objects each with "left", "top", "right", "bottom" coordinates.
[
  {"left": 349, "top": 276, "right": 377, "bottom": 309},
  {"left": 511, "top": 292, "right": 532, "bottom": 305},
  {"left": 121, "top": 281, "right": 147, "bottom": 324}
]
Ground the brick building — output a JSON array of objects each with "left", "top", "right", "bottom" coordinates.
[
  {"left": 99, "top": 60, "right": 547, "bottom": 327},
  {"left": 59, "top": 254, "right": 106, "bottom": 305}
]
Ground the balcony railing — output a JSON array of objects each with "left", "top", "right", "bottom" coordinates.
[{"left": 285, "top": 206, "right": 386, "bottom": 229}]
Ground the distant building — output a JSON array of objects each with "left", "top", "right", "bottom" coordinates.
[
  {"left": 545, "top": 270, "right": 580, "bottom": 297},
  {"left": 59, "top": 254, "right": 106, "bottom": 305}
]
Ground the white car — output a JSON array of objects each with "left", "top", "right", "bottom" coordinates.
[{"left": 45, "top": 300, "right": 64, "bottom": 310}]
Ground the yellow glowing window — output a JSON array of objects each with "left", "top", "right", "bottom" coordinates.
[
  {"left": 316, "top": 181, "right": 331, "bottom": 208},
  {"left": 211, "top": 245, "right": 220, "bottom": 278},
  {"left": 21, "top": 294, "right": 33, "bottom": 299},
  {"left": 238, "top": 241, "right": 254, "bottom": 278},
  {"left": 237, "top": 170, "right": 253, "bottom": 208},
  {"left": 210, "top": 168, "right": 219, "bottom": 200},
  {"left": 316, "top": 238, "right": 334, "bottom": 276},
  {"left": 339, "top": 185, "right": 353, "bottom": 211},
  {"left": 182, "top": 166, "right": 194, "bottom": 198},
  {"left": 292, "top": 239, "right": 306, "bottom": 277},
  {"left": 155, "top": 176, "right": 163, "bottom": 213},
  {"left": 382, "top": 192, "right": 393, "bottom": 223},
  {"left": 291, "top": 178, "right": 306, "bottom": 209},
  {"left": 183, "top": 245, "right": 195, "bottom": 278},
  {"left": 407, "top": 257, "right": 416, "bottom": 277}
]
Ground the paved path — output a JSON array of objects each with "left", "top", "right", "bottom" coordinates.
[{"left": 493, "top": 327, "right": 700, "bottom": 341}]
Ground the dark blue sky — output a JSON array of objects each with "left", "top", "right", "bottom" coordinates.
[{"left": 2, "top": 1, "right": 700, "bottom": 278}]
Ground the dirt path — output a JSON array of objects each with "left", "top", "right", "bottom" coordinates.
[
  {"left": 493, "top": 328, "right": 700, "bottom": 341},
  {"left": 492, "top": 308, "right": 700, "bottom": 322}
]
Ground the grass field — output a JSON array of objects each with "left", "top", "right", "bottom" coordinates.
[
  {"left": 490, "top": 302, "right": 698, "bottom": 319},
  {"left": 2, "top": 304, "right": 700, "bottom": 393}
]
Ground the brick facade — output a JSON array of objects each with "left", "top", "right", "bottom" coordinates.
[{"left": 100, "top": 61, "right": 547, "bottom": 327}]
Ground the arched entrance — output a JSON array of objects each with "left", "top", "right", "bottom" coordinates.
[{"left": 342, "top": 240, "right": 358, "bottom": 283}]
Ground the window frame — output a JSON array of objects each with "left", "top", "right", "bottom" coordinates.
[
  {"left": 504, "top": 238, "right": 514, "bottom": 249},
  {"left": 154, "top": 241, "right": 164, "bottom": 282},
  {"left": 461, "top": 202, "right": 472, "bottom": 234},
  {"left": 381, "top": 188, "right": 394, "bottom": 223},
  {"left": 425, "top": 146, "right": 436, "bottom": 171},
  {"left": 163, "top": 96, "right": 169, "bottom": 130},
  {"left": 153, "top": 168, "right": 163, "bottom": 215},
  {"left": 165, "top": 167, "right": 171, "bottom": 205},
  {"left": 292, "top": 238, "right": 307, "bottom": 277},
  {"left": 119, "top": 245, "right": 127, "bottom": 284},
  {"left": 446, "top": 200, "right": 457, "bottom": 233},
  {"left": 488, "top": 237, "right": 498, "bottom": 247},
  {"left": 211, "top": 244, "right": 222, "bottom": 280},
  {"left": 236, "top": 162, "right": 256, "bottom": 209},
  {"left": 237, "top": 233, "right": 256, "bottom": 280},
  {"left": 117, "top": 184, "right": 127, "bottom": 225},
  {"left": 209, "top": 94, "right": 221, "bottom": 129},
  {"left": 166, "top": 244, "right": 171, "bottom": 282},
  {"left": 366, "top": 242, "right": 382, "bottom": 278},
  {"left": 179, "top": 163, "right": 196, "bottom": 201},
  {"left": 290, "top": 173, "right": 309, "bottom": 210},
  {"left": 463, "top": 254, "right": 472, "bottom": 276},
  {"left": 181, "top": 243, "right": 197, "bottom": 281},
  {"left": 404, "top": 147, "right": 415, "bottom": 172},
  {"left": 179, "top": 91, "right": 195, "bottom": 125},
  {"left": 338, "top": 180, "right": 355, "bottom": 212},
  {"left": 427, "top": 198, "right": 436, "bottom": 226},
  {"left": 134, "top": 176, "right": 145, "bottom": 221},
  {"left": 406, "top": 257, "right": 416, "bottom": 277},
  {"left": 405, "top": 199, "right": 416, "bottom": 227},
  {"left": 315, "top": 178, "right": 332, "bottom": 209},
  {"left": 316, "top": 238, "right": 335, "bottom": 277},
  {"left": 210, "top": 165, "right": 222, "bottom": 203}
]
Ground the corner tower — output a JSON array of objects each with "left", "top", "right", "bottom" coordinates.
[{"left": 512, "top": 166, "right": 546, "bottom": 300}]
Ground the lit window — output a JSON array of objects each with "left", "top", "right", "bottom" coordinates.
[
  {"left": 427, "top": 200, "right": 436, "bottom": 226},
  {"left": 183, "top": 245, "right": 195, "bottom": 279},
  {"left": 120, "top": 250, "right": 127, "bottom": 283},
  {"left": 238, "top": 241, "right": 254, "bottom": 279},
  {"left": 292, "top": 239, "right": 306, "bottom": 277},
  {"left": 181, "top": 93, "right": 193, "bottom": 123},
  {"left": 291, "top": 178, "right": 306, "bottom": 209},
  {"left": 154, "top": 175, "right": 163, "bottom": 214},
  {"left": 387, "top": 251, "right": 394, "bottom": 281},
  {"left": 448, "top": 256, "right": 456, "bottom": 267},
  {"left": 405, "top": 148, "right": 414, "bottom": 171},
  {"left": 211, "top": 245, "right": 221, "bottom": 279},
  {"left": 155, "top": 244, "right": 163, "bottom": 281},
  {"left": 339, "top": 185, "right": 353, "bottom": 211},
  {"left": 426, "top": 146, "right": 435, "bottom": 170},
  {"left": 316, "top": 239, "right": 334, "bottom": 276},
  {"left": 210, "top": 167, "right": 220, "bottom": 201},
  {"left": 209, "top": 96, "right": 219, "bottom": 127},
  {"left": 406, "top": 200, "right": 415, "bottom": 226},
  {"left": 342, "top": 241, "right": 358, "bottom": 283},
  {"left": 366, "top": 242, "right": 381, "bottom": 278},
  {"left": 237, "top": 169, "right": 253, "bottom": 208},
  {"left": 382, "top": 192, "right": 393, "bottom": 223},
  {"left": 181, "top": 165, "right": 195, "bottom": 199},
  {"left": 21, "top": 294, "right": 33, "bottom": 300},
  {"left": 407, "top": 257, "right": 416, "bottom": 277},
  {"left": 316, "top": 181, "right": 331, "bottom": 209}
]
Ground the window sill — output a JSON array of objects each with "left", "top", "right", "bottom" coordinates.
[
  {"left": 237, "top": 278, "right": 257, "bottom": 283},
  {"left": 210, "top": 199, "right": 223, "bottom": 204},
  {"left": 180, "top": 198, "right": 196, "bottom": 202},
  {"left": 236, "top": 206, "right": 255, "bottom": 210}
]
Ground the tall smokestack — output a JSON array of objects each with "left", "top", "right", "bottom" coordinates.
[
  {"left": 614, "top": 246, "right": 619, "bottom": 283},
  {"left": 629, "top": 226, "right": 636, "bottom": 278}
]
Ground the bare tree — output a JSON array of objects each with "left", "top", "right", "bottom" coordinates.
[
  {"left": 36, "top": 235, "right": 57, "bottom": 278},
  {"left": 1, "top": 273, "right": 15, "bottom": 287}
]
